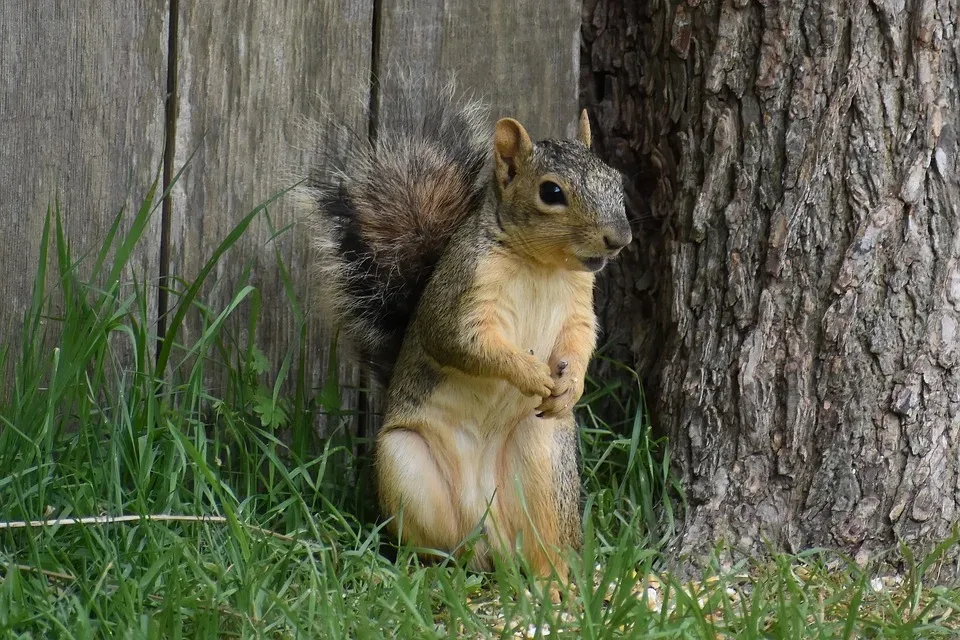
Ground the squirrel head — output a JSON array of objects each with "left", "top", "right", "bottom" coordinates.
[{"left": 492, "top": 110, "right": 632, "bottom": 272}]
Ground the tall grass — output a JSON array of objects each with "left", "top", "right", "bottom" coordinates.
[{"left": 1, "top": 181, "right": 959, "bottom": 638}]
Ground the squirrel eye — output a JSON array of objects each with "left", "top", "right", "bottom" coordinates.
[{"left": 538, "top": 181, "right": 567, "bottom": 206}]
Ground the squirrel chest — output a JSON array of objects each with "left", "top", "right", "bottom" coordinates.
[{"left": 423, "top": 264, "right": 581, "bottom": 435}]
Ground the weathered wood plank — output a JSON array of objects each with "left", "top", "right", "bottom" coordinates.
[
  {"left": 376, "top": 0, "right": 582, "bottom": 140},
  {"left": 171, "top": 1, "right": 373, "bottom": 407},
  {"left": 0, "top": 1, "right": 168, "bottom": 360}
]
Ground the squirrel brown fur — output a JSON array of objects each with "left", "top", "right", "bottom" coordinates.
[
  {"left": 300, "top": 81, "right": 491, "bottom": 385},
  {"left": 299, "top": 79, "right": 631, "bottom": 597}
]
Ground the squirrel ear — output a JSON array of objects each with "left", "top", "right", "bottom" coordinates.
[
  {"left": 577, "top": 109, "right": 592, "bottom": 148},
  {"left": 494, "top": 118, "right": 533, "bottom": 189}
]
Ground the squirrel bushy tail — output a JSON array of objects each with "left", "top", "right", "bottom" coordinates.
[{"left": 299, "top": 79, "right": 492, "bottom": 386}]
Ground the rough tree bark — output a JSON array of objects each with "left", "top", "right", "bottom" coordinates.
[{"left": 583, "top": 0, "right": 960, "bottom": 563}]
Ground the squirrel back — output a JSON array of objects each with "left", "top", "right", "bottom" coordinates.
[{"left": 298, "top": 81, "right": 492, "bottom": 385}]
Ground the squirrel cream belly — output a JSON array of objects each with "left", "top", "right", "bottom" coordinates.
[{"left": 413, "top": 267, "right": 579, "bottom": 539}]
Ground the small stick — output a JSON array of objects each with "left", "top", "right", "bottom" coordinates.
[
  {"left": 0, "top": 514, "right": 294, "bottom": 542},
  {"left": 2, "top": 562, "right": 76, "bottom": 583}
]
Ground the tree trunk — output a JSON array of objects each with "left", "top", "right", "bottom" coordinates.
[{"left": 583, "top": 0, "right": 960, "bottom": 563}]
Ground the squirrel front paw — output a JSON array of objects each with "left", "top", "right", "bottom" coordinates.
[
  {"left": 535, "top": 359, "right": 585, "bottom": 419},
  {"left": 511, "top": 353, "right": 555, "bottom": 398}
]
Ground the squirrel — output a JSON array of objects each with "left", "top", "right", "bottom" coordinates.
[{"left": 298, "top": 79, "right": 631, "bottom": 597}]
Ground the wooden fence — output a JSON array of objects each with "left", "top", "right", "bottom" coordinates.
[{"left": 1, "top": 0, "right": 581, "bottom": 412}]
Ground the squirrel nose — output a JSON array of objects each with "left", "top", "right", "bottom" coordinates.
[{"left": 603, "top": 227, "right": 632, "bottom": 252}]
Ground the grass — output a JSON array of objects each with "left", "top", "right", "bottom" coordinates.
[{"left": 2, "top": 178, "right": 960, "bottom": 638}]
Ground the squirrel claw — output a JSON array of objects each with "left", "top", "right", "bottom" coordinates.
[{"left": 535, "top": 390, "right": 573, "bottom": 419}]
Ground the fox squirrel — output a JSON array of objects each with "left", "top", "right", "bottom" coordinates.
[{"left": 299, "top": 80, "right": 631, "bottom": 595}]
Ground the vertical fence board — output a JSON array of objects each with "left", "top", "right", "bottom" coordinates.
[
  {"left": 376, "top": 0, "right": 581, "bottom": 139},
  {"left": 171, "top": 1, "right": 373, "bottom": 408},
  {"left": 0, "top": 2, "right": 168, "bottom": 361}
]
